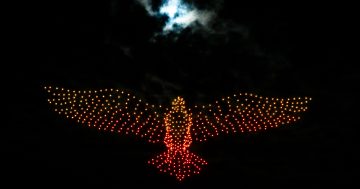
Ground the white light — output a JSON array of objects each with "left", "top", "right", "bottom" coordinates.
[
  {"left": 137, "top": 0, "right": 214, "bottom": 34},
  {"left": 159, "top": 0, "right": 180, "bottom": 19},
  {"left": 159, "top": 0, "right": 199, "bottom": 32}
]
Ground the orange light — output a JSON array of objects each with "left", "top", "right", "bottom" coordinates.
[{"left": 46, "top": 86, "right": 311, "bottom": 181}]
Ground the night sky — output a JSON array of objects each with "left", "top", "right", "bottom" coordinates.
[{"left": 8, "top": 1, "right": 356, "bottom": 188}]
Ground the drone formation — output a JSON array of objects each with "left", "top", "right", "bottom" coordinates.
[{"left": 45, "top": 86, "right": 311, "bottom": 181}]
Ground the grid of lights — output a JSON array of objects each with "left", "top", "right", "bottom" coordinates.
[{"left": 45, "top": 86, "right": 311, "bottom": 181}]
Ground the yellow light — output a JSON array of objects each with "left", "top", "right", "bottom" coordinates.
[{"left": 45, "top": 86, "right": 311, "bottom": 181}]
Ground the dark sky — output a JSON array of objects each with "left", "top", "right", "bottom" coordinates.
[{"left": 8, "top": 1, "right": 356, "bottom": 188}]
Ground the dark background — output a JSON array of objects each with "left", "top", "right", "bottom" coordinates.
[{"left": 8, "top": 1, "right": 355, "bottom": 188}]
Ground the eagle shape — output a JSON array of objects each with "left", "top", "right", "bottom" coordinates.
[{"left": 44, "top": 86, "right": 311, "bottom": 181}]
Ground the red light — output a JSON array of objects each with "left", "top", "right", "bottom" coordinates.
[{"left": 45, "top": 86, "right": 311, "bottom": 181}]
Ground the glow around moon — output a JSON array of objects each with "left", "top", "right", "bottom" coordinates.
[{"left": 138, "top": 0, "right": 214, "bottom": 34}]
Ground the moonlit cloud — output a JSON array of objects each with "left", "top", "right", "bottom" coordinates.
[
  {"left": 137, "top": 0, "right": 215, "bottom": 34},
  {"left": 137, "top": 0, "right": 156, "bottom": 16}
]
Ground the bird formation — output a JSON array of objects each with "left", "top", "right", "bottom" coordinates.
[{"left": 45, "top": 86, "right": 311, "bottom": 181}]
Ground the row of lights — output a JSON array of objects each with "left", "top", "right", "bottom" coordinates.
[
  {"left": 45, "top": 86, "right": 165, "bottom": 143},
  {"left": 191, "top": 93, "right": 311, "bottom": 142}
]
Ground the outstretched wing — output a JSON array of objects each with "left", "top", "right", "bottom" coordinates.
[
  {"left": 190, "top": 93, "right": 312, "bottom": 142},
  {"left": 44, "top": 86, "right": 166, "bottom": 143}
]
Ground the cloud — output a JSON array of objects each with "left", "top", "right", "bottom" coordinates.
[
  {"left": 136, "top": 0, "right": 156, "bottom": 16},
  {"left": 136, "top": 0, "right": 216, "bottom": 35},
  {"left": 135, "top": 0, "right": 250, "bottom": 47}
]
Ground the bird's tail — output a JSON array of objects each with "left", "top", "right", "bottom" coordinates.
[{"left": 148, "top": 149, "right": 207, "bottom": 181}]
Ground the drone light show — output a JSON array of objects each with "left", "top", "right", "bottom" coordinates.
[{"left": 45, "top": 86, "right": 311, "bottom": 181}]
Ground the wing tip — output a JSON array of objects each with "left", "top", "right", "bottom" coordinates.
[
  {"left": 43, "top": 85, "right": 59, "bottom": 93},
  {"left": 43, "top": 85, "right": 52, "bottom": 90}
]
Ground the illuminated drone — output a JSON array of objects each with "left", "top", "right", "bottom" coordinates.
[{"left": 45, "top": 86, "right": 311, "bottom": 181}]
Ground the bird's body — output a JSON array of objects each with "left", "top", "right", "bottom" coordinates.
[
  {"left": 44, "top": 86, "right": 311, "bottom": 181},
  {"left": 164, "top": 97, "right": 192, "bottom": 152},
  {"left": 150, "top": 97, "right": 207, "bottom": 180}
]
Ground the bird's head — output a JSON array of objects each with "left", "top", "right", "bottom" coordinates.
[
  {"left": 165, "top": 96, "right": 192, "bottom": 131},
  {"left": 166, "top": 97, "right": 191, "bottom": 127},
  {"left": 171, "top": 96, "right": 186, "bottom": 112}
]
